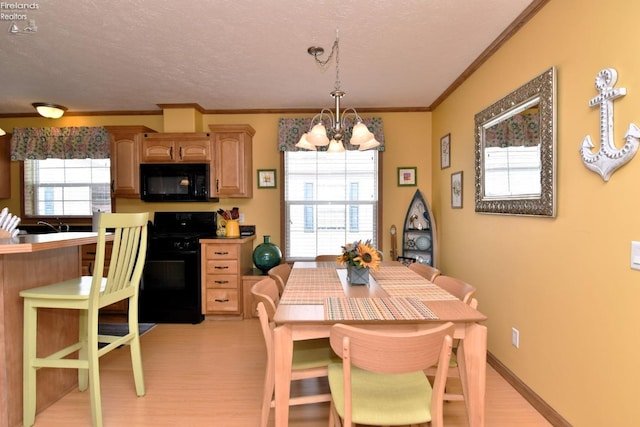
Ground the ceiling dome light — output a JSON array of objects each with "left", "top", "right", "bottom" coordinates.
[{"left": 32, "top": 102, "right": 67, "bottom": 119}]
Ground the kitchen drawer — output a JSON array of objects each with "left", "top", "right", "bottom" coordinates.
[
  {"left": 205, "top": 244, "right": 238, "bottom": 260},
  {"left": 205, "top": 274, "right": 238, "bottom": 289},
  {"left": 205, "top": 289, "right": 239, "bottom": 312},
  {"left": 205, "top": 259, "right": 238, "bottom": 274}
]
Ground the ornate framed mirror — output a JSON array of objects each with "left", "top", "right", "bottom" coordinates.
[{"left": 474, "top": 67, "right": 556, "bottom": 217}]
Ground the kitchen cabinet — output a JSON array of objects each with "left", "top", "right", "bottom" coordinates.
[
  {"left": 141, "top": 132, "right": 211, "bottom": 163},
  {"left": 105, "top": 126, "right": 155, "bottom": 198},
  {"left": 81, "top": 242, "right": 127, "bottom": 314},
  {"left": 0, "top": 133, "right": 10, "bottom": 198},
  {"left": 209, "top": 124, "right": 254, "bottom": 198},
  {"left": 201, "top": 236, "right": 255, "bottom": 317}
]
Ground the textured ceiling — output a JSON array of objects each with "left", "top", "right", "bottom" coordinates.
[{"left": 0, "top": 0, "right": 538, "bottom": 115}]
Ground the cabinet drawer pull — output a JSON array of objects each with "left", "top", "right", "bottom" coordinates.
[
  {"left": 214, "top": 280, "right": 229, "bottom": 284},
  {"left": 214, "top": 298, "right": 229, "bottom": 303},
  {"left": 214, "top": 265, "right": 229, "bottom": 269},
  {"left": 214, "top": 251, "right": 229, "bottom": 255}
]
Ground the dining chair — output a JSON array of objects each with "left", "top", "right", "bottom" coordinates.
[
  {"left": 433, "top": 274, "right": 476, "bottom": 304},
  {"left": 327, "top": 322, "right": 455, "bottom": 427},
  {"left": 267, "top": 262, "right": 292, "bottom": 296},
  {"left": 428, "top": 275, "right": 478, "bottom": 402},
  {"left": 408, "top": 262, "right": 441, "bottom": 282},
  {"left": 315, "top": 254, "right": 341, "bottom": 262},
  {"left": 252, "top": 278, "right": 336, "bottom": 427},
  {"left": 20, "top": 212, "right": 149, "bottom": 427}
]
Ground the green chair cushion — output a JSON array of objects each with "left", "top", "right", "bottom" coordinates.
[
  {"left": 328, "top": 362, "right": 433, "bottom": 425},
  {"left": 292, "top": 338, "right": 340, "bottom": 369}
]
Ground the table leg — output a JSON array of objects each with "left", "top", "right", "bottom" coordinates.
[
  {"left": 273, "top": 324, "right": 293, "bottom": 427},
  {"left": 456, "top": 322, "right": 487, "bottom": 427}
]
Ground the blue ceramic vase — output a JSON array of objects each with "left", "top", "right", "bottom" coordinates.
[{"left": 252, "top": 235, "right": 282, "bottom": 273}]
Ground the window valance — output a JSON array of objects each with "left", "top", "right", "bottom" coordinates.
[
  {"left": 10, "top": 126, "right": 110, "bottom": 160},
  {"left": 278, "top": 117, "right": 385, "bottom": 151}
]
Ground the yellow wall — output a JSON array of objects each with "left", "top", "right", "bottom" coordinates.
[
  {"left": 432, "top": 0, "right": 640, "bottom": 424},
  {"left": 0, "top": 112, "right": 431, "bottom": 260}
]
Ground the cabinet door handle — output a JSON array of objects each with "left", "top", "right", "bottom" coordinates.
[
  {"left": 170, "top": 146, "right": 174, "bottom": 159},
  {"left": 214, "top": 280, "right": 229, "bottom": 284},
  {"left": 111, "top": 180, "right": 115, "bottom": 193},
  {"left": 214, "top": 265, "right": 229, "bottom": 269},
  {"left": 216, "top": 179, "right": 219, "bottom": 193},
  {"left": 214, "top": 251, "right": 229, "bottom": 255},
  {"left": 179, "top": 146, "right": 183, "bottom": 160},
  {"left": 214, "top": 298, "right": 229, "bottom": 303},
  {"left": 88, "top": 261, "right": 93, "bottom": 275}
]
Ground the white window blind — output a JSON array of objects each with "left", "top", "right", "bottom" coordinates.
[
  {"left": 284, "top": 150, "right": 378, "bottom": 260},
  {"left": 23, "top": 159, "right": 112, "bottom": 217}
]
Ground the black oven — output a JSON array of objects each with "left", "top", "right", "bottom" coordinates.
[{"left": 139, "top": 212, "right": 217, "bottom": 324}]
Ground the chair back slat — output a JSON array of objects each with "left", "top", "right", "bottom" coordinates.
[
  {"left": 330, "top": 322, "right": 455, "bottom": 374},
  {"left": 268, "top": 263, "right": 292, "bottom": 295},
  {"left": 90, "top": 213, "right": 148, "bottom": 306},
  {"left": 408, "top": 263, "right": 441, "bottom": 282},
  {"left": 433, "top": 275, "right": 476, "bottom": 304},
  {"left": 251, "top": 278, "right": 280, "bottom": 321}
]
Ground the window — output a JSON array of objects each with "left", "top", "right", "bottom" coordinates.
[
  {"left": 284, "top": 150, "right": 379, "bottom": 260},
  {"left": 23, "top": 159, "right": 112, "bottom": 217}
]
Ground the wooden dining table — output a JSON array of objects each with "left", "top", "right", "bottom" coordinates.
[{"left": 273, "top": 261, "right": 488, "bottom": 427}]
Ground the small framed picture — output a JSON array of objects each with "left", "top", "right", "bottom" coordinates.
[
  {"left": 451, "top": 171, "right": 463, "bottom": 208},
  {"left": 440, "top": 133, "right": 451, "bottom": 169},
  {"left": 397, "top": 167, "right": 417, "bottom": 186},
  {"left": 257, "top": 169, "right": 277, "bottom": 189}
]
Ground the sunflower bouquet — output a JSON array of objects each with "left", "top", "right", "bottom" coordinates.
[{"left": 337, "top": 239, "right": 381, "bottom": 271}]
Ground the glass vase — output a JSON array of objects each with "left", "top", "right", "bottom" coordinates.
[{"left": 252, "top": 235, "right": 282, "bottom": 274}]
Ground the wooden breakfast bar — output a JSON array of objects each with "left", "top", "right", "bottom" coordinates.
[{"left": 0, "top": 232, "right": 107, "bottom": 427}]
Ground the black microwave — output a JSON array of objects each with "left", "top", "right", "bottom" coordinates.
[{"left": 140, "top": 163, "right": 212, "bottom": 202}]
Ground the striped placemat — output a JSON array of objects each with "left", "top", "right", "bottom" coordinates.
[
  {"left": 371, "top": 265, "right": 429, "bottom": 283},
  {"left": 279, "top": 267, "right": 344, "bottom": 305},
  {"left": 371, "top": 266, "right": 458, "bottom": 300},
  {"left": 325, "top": 297, "right": 438, "bottom": 321}
]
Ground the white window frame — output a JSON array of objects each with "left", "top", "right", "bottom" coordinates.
[
  {"left": 23, "top": 158, "right": 112, "bottom": 218},
  {"left": 284, "top": 150, "right": 380, "bottom": 261}
]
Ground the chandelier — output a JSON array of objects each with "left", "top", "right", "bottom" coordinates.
[{"left": 296, "top": 30, "right": 380, "bottom": 153}]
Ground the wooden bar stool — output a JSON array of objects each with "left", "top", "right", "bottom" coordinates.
[{"left": 20, "top": 212, "right": 149, "bottom": 427}]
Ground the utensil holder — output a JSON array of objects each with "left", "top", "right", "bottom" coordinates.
[{"left": 225, "top": 219, "right": 240, "bottom": 238}]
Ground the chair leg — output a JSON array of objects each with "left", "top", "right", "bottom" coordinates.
[
  {"left": 22, "top": 301, "right": 38, "bottom": 427},
  {"left": 78, "top": 310, "right": 89, "bottom": 391},
  {"left": 88, "top": 312, "right": 104, "bottom": 427},
  {"left": 129, "top": 328, "right": 146, "bottom": 396}
]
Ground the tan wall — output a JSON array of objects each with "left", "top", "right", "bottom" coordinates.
[
  {"left": 432, "top": 0, "right": 640, "bottom": 425},
  {"left": 0, "top": 112, "right": 431, "bottom": 261}
]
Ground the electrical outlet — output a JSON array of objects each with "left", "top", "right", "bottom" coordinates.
[
  {"left": 511, "top": 327, "right": 520, "bottom": 348},
  {"left": 239, "top": 213, "right": 245, "bottom": 224}
]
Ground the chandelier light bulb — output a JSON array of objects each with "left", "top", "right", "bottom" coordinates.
[
  {"left": 305, "top": 123, "right": 330, "bottom": 146},
  {"left": 350, "top": 122, "right": 374, "bottom": 145},
  {"left": 294, "top": 133, "right": 317, "bottom": 151},
  {"left": 326, "top": 139, "right": 345, "bottom": 153}
]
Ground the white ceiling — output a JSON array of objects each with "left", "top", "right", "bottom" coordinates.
[{"left": 0, "top": 0, "right": 538, "bottom": 115}]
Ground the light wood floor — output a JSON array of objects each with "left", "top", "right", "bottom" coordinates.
[{"left": 30, "top": 319, "right": 552, "bottom": 426}]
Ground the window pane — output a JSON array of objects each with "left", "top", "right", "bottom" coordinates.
[
  {"left": 24, "top": 159, "right": 112, "bottom": 217},
  {"left": 285, "top": 150, "right": 378, "bottom": 260}
]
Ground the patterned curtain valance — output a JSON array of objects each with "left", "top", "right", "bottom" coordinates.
[
  {"left": 278, "top": 117, "right": 385, "bottom": 151},
  {"left": 484, "top": 111, "right": 539, "bottom": 148},
  {"left": 10, "top": 126, "right": 111, "bottom": 160}
]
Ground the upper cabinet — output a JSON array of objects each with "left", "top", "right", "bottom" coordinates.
[
  {"left": 105, "top": 126, "right": 156, "bottom": 198},
  {"left": 209, "top": 125, "right": 254, "bottom": 198},
  {"left": 142, "top": 132, "right": 211, "bottom": 163}
]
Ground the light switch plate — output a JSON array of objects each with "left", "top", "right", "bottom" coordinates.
[{"left": 631, "top": 241, "right": 640, "bottom": 270}]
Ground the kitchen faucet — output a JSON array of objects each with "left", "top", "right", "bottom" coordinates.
[{"left": 37, "top": 218, "right": 69, "bottom": 232}]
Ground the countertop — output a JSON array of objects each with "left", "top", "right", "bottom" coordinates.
[
  {"left": 199, "top": 235, "right": 256, "bottom": 244},
  {"left": 0, "top": 232, "right": 110, "bottom": 255}
]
